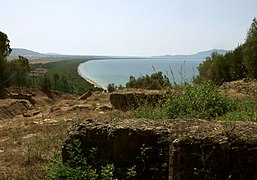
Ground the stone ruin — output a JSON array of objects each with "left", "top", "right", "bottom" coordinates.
[
  {"left": 62, "top": 118, "right": 257, "bottom": 179},
  {"left": 110, "top": 91, "right": 164, "bottom": 110}
]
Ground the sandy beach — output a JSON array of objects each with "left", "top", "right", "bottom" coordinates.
[{"left": 77, "top": 62, "right": 106, "bottom": 90}]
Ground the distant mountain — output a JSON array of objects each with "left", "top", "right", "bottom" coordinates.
[
  {"left": 154, "top": 49, "right": 228, "bottom": 59},
  {"left": 10, "top": 48, "right": 228, "bottom": 59},
  {"left": 10, "top": 48, "right": 44, "bottom": 57},
  {"left": 45, "top": 53, "right": 62, "bottom": 56}
]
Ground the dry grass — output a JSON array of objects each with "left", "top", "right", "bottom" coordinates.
[{"left": 0, "top": 88, "right": 129, "bottom": 179}]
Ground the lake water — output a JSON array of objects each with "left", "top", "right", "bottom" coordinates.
[{"left": 78, "top": 58, "right": 203, "bottom": 89}]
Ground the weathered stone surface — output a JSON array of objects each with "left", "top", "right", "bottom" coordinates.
[
  {"left": 110, "top": 91, "right": 164, "bottom": 110},
  {"left": 9, "top": 93, "right": 36, "bottom": 105},
  {"left": 62, "top": 119, "right": 257, "bottom": 179},
  {"left": 170, "top": 121, "right": 257, "bottom": 180},
  {"left": 0, "top": 100, "right": 32, "bottom": 119},
  {"left": 95, "top": 104, "right": 113, "bottom": 111},
  {"left": 78, "top": 91, "right": 92, "bottom": 100},
  {"left": 221, "top": 79, "right": 257, "bottom": 95}
]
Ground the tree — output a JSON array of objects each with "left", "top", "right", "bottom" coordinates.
[
  {"left": 126, "top": 71, "right": 170, "bottom": 90},
  {"left": 194, "top": 52, "right": 232, "bottom": 85},
  {"left": 226, "top": 45, "right": 246, "bottom": 80},
  {"left": 243, "top": 18, "right": 257, "bottom": 78},
  {"left": 41, "top": 75, "right": 52, "bottom": 98},
  {"left": 0, "top": 31, "right": 12, "bottom": 97},
  {"left": 10, "top": 56, "right": 30, "bottom": 88},
  {"left": 53, "top": 73, "right": 59, "bottom": 90}
]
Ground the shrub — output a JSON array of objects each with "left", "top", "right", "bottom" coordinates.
[
  {"left": 162, "top": 83, "right": 235, "bottom": 119},
  {"left": 45, "top": 139, "right": 117, "bottom": 179},
  {"left": 126, "top": 71, "right": 170, "bottom": 90},
  {"left": 45, "top": 139, "right": 138, "bottom": 179},
  {"left": 45, "top": 139, "right": 99, "bottom": 179},
  {"left": 132, "top": 83, "right": 236, "bottom": 120},
  {"left": 221, "top": 98, "right": 257, "bottom": 122},
  {"left": 107, "top": 83, "right": 116, "bottom": 92}
]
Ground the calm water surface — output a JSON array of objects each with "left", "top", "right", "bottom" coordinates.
[{"left": 78, "top": 58, "right": 203, "bottom": 88}]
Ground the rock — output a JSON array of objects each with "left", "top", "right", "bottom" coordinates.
[
  {"left": 109, "top": 91, "right": 164, "bottom": 110},
  {"left": 9, "top": 93, "right": 36, "bottom": 105},
  {"left": 69, "top": 105, "right": 91, "bottom": 111},
  {"left": 78, "top": 91, "right": 92, "bottom": 100},
  {"left": 62, "top": 119, "right": 257, "bottom": 179},
  {"left": 62, "top": 118, "right": 170, "bottom": 179},
  {"left": 95, "top": 104, "right": 113, "bottom": 111},
  {"left": 23, "top": 110, "right": 41, "bottom": 117},
  {"left": 0, "top": 100, "right": 32, "bottom": 119}
]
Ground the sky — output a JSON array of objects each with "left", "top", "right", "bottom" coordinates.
[{"left": 1, "top": 0, "right": 257, "bottom": 56}]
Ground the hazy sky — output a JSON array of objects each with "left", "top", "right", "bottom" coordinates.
[{"left": 1, "top": 0, "right": 257, "bottom": 56}]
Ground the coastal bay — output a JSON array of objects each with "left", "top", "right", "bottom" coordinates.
[{"left": 78, "top": 58, "right": 203, "bottom": 88}]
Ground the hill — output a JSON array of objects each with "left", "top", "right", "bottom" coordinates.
[
  {"left": 10, "top": 48, "right": 44, "bottom": 57},
  {"left": 154, "top": 49, "right": 228, "bottom": 59}
]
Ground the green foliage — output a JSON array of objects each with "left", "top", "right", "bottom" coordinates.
[
  {"left": 133, "top": 83, "right": 236, "bottom": 120},
  {"left": 40, "top": 75, "right": 52, "bottom": 98},
  {"left": 9, "top": 56, "right": 30, "bottom": 87},
  {"left": 0, "top": 31, "right": 12, "bottom": 97},
  {"left": 132, "top": 83, "right": 257, "bottom": 122},
  {"left": 45, "top": 139, "right": 112, "bottom": 180},
  {"left": 30, "top": 60, "right": 97, "bottom": 95},
  {"left": 221, "top": 98, "right": 257, "bottom": 122},
  {"left": 224, "top": 111, "right": 257, "bottom": 122},
  {"left": 194, "top": 50, "right": 245, "bottom": 85},
  {"left": 126, "top": 165, "right": 137, "bottom": 178},
  {"left": 133, "top": 105, "right": 165, "bottom": 120},
  {"left": 163, "top": 83, "right": 235, "bottom": 119},
  {"left": 243, "top": 18, "right": 257, "bottom": 78},
  {"left": 0, "top": 31, "right": 12, "bottom": 58},
  {"left": 126, "top": 71, "right": 170, "bottom": 90},
  {"left": 100, "top": 164, "right": 115, "bottom": 180},
  {"left": 45, "top": 139, "right": 140, "bottom": 179},
  {"left": 194, "top": 18, "right": 257, "bottom": 85},
  {"left": 107, "top": 83, "right": 116, "bottom": 92}
]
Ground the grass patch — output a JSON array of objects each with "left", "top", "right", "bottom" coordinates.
[
  {"left": 132, "top": 83, "right": 240, "bottom": 120},
  {"left": 220, "top": 97, "right": 257, "bottom": 122},
  {"left": 132, "top": 83, "right": 257, "bottom": 122}
]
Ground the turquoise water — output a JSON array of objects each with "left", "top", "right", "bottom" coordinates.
[{"left": 78, "top": 58, "right": 203, "bottom": 88}]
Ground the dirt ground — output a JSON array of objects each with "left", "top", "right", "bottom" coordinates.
[
  {"left": 0, "top": 79, "right": 256, "bottom": 179},
  {"left": 0, "top": 87, "right": 129, "bottom": 179}
]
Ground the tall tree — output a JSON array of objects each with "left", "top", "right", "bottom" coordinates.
[
  {"left": 227, "top": 45, "right": 246, "bottom": 80},
  {"left": 243, "top": 18, "right": 257, "bottom": 78},
  {"left": 0, "top": 31, "right": 12, "bottom": 97},
  {"left": 10, "top": 56, "right": 30, "bottom": 88}
]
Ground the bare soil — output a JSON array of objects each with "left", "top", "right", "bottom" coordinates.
[{"left": 0, "top": 87, "right": 129, "bottom": 179}]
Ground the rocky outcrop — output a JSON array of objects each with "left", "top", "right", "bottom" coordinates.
[
  {"left": 221, "top": 79, "right": 257, "bottom": 95},
  {"left": 110, "top": 91, "right": 164, "bottom": 110},
  {"left": 9, "top": 93, "right": 36, "bottom": 105},
  {"left": 78, "top": 91, "right": 92, "bottom": 100},
  {"left": 0, "top": 100, "right": 32, "bottom": 119},
  {"left": 62, "top": 119, "right": 257, "bottom": 179}
]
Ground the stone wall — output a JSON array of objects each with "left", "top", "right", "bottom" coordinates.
[
  {"left": 109, "top": 91, "right": 164, "bottom": 110},
  {"left": 62, "top": 119, "right": 257, "bottom": 179}
]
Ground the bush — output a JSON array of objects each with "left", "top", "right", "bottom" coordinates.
[
  {"left": 107, "top": 83, "right": 116, "bottom": 92},
  {"left": 45, "top": 139, "right": 138, "bottom": 179},
  {"left": 45, "top": 139, "right": 99, "bottom": 179},
  {"left": 132, "top": 83, "right": 236, "bottom": 120},
  {"left": 221, "top": 98, "right": 257, "bottom": 122},
  {"left": 162, "top": 83, "right": 235, "bottom": 119},
  {"left": 126, "top": 71, "right": 170, "bottom": 90}
]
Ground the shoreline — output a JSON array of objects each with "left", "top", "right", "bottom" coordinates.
[{"left": 77, "top": 62, "right": 106, "bottom": 90}]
